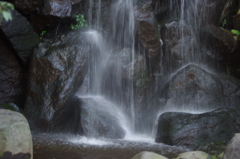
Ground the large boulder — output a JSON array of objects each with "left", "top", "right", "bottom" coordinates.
[
  {"left": 0, "top": 109, "right": 33, "bottom": 159},
  {"left": 160, "top": 64, "right": 240, "bottom": 112},
  {"left": 0, "top": 32, "right": 25, "bottom": 107},
  {"left": 131, "top": 151, "right": 168, "bottom": 159},
  {"left": 155, "top": 108, "right": 240, "bottom": 149},
  {"left": 1, "top": 10, "right": 40, "bottom": 65},
  {"left": 80, "top": 96, "right": 125, "bottom": 139},
  {"left": 176, "top": 151, "right": 211, "bottom": 159},
  {"left": 223, "top": 133, "right": 240, "bottom": 159},
  {"left": 24, "top": 30, "right": 91, "bottom": 129}
]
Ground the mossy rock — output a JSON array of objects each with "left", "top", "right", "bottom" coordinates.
[
  {"left": 196, "top": 141, "right": 227, "bottom": 156},
  {"left": 0, "top": 103, "right": 20, "bottom": 112}
]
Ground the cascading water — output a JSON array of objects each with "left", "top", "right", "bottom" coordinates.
[
  {"left": 76, "top": 0, "right": 222, "bottom": 142},
  {"left": 77, "top": 0, "right": 152, "bottom": 141}
]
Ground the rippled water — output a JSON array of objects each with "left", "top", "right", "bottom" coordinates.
[{"left": 33, "top": 133, "right": 188, "bottom": 159}]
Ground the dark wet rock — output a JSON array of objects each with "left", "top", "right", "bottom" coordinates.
[
  {"left": 233, "top": 9, "right": 240, "bottom": 30},
  {"left": 153, "top": 0, "right": 181, "bottom": 24},
  {"left": 196, "top": 141, "right": 226, "bottom": 156},
  {"left": 220, "top": 0, "right": 239, "bottom": 29},
  {"left": 24, "top": 30, "right": 90, "bottom": 128},
  {"left": 1, "top": 151, "right": 31, "bottom": 159},
  {"left": 161, "top": 21, "right": 195, "bottom": 75},
  {"left": 155, "top": 108, "right": 240, "bottom": 149},
  {"left": 81, "top": 97, "right": 125, "bottom": 139},
  {"left": 201, "top": 25, "right": 238, "bottom": 60},
  {"left": 0, "top": 103, "right": 20, "bottom": 112},
  {"left": 136, "top": 1, "right": 161, "bottom": 74},
  {"left": 223, "top": 133, "right": 240, "bottom": 159},
  {"left": 0, "top": 33, "right": 25, "bottom": 107},
  {"left": 50, "top": 96, "right": 83, "bottom": 134},
  {"left": 160, "top": 64, "right": 240, "bottom": 111},
  {"left": 42, "top": 0, "right": 72, "bottom": 17},
  {"left": 1, "top": 10, "right": 40, "bottom": 65},
  {"left": 0, "top": 109, "right": 33, "bottom": 159}
]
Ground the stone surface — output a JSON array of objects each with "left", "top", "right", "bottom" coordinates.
[
  {"left": 201, "top": 25, "right": 238, "bottom": 59},
  {"left": 136, "top": 1, "right": 161, "bottom": 74},
  {"left": 132, "top": 151, "right": 168, "bottom": 159},
  {"left": 0, "top": 32, "right": 25, "bottom": 107},
  {"left": 155, "top": 108, "right": 239, "bottom": 149},
  {"left": 176, "top": 151, "right": 211, "bottom": 159},
  {"left": 1, "top": 10, "right": 40, "bottom": 65},
  {"left": 161, "top": 65, "right": 225, "bottom": 110},
  {"left": 233, "top": 9, "right": 240, "bottom": 30},
  {"left": 24, "top": 30, "right": 91, "bottom": 129},
  {"left": 220, "top": 0, "right": 239, "bottom": 28},
  {"left": 223, "top": 133, "right": 240, "bottom": 159},
  {"left": 0, "top": 109, "right": 32, "bottom": 159}
]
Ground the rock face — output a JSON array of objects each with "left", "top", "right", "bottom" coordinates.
[
  {"left": 201, "top": 25, "right": 239, "bottom": 59},
  {"left": 176, "top": 151, "right": 211, "bottom": 159},
  {"left": 0, "top": 109, "right": 32, "bottom": 159},
  {"left": 1, "top": 10, "right": 40, "bottom": 65},
  {"left": 0, "top": 32, "right": 25, "bottom": 107},
  {"left": 24, "top": 30, "right": 91, "bottom": 129},
  {"left": 136, "top": 1, "right": 161, "bottom": 74},
  {"left": 155, "top": 108, "right": 240, "bottom": 149},
  {"left": 223, "top": 133, "right": 240, "bottom": 159},
  {"left": 160, "top": 64, "right": 240, "bottom": 112},
  {"left": 131, "top": 151, "right": 168, "bottom": 159}
]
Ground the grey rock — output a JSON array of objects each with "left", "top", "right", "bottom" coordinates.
[
  {"left": 223, "top": 133, "right": 240, "bottom": 159},
  {"left": 0, "top": 109, "right": 32, "bottom": 159}
]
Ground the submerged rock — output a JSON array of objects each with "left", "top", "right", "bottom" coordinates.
[
  {"left": 223, "top": 133, "right": 240, "bottom": 159},
  {"left": 0, "top": 109, "right": 32, "bottom": 159},
  {"left": 24, "top": 30, "right": 91, "bottom": 129},
  {"left": 155, "top": 108, "right": 240, "bottom": 149},
  {"left": 176, "top": 151, "right": 211, "bottom": 159},
  {"left": 131, "top": 151, "right": 168, "bottom": 159}
]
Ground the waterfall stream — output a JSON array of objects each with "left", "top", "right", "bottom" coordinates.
[{"left": 76, "top": 0, "right": 221, "bottom": 142}]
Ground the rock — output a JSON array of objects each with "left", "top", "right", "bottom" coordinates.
[
  {"left": 161, "top": 21, "right": 194, "bottom": 75},
  {"left": 155, "top": 108, "right": 239, "bottom": 149},
  {"left": 196, "top": 141, "right": 226, "bottom": 156},
  {"left": 24, "top": 30, "right": 91, "bottom": 128},
  {"left": 50, "top": 96, "right": 83, "bottom": 134},
  {"left": 0, "top": 109, "right": 32, "bottom": 159},
  {"left": 42, "top": 0, "right": 72, "bottom": 17},
  {"left": 0, "top": 103, "right": 20, "bottom": 112},
  {"left": 1, "top": 10, "right": 40, "bottom": 65},
  {"left": 201, "top": 25, "right": 238, "bottom": 60},
  {"left": 223, "top": 133, "right": 240, "bottom": 159},
  {"left": 161, "top": 65, "right": 225, "bottom": 110},
  {"left": 233, "top": 9, "right": 240, "bottom": 30},
  {"left": 220, "top": 0, "right": 239, "bottom": 29},
  {"left": 136, "top": 1, "right": 161, "bottom": 74},
  {"left": 80, "top": 96, "right": 125, "bottom": 139},
  {"left": 131, "top": 151, "right": 168, "bottom": 159},
  {"left": 0, "top": 32, "right": 25, "bottom": 107},
  {"left": 176, "top": 151, "right": 211, "bottom": 159}
]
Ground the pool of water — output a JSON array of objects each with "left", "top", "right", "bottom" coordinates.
[{"left": 33, "top": 133, "right": 188, "bottom": 159}]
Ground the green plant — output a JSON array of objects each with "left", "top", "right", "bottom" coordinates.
[
  {"left": 40, "top": 30, "right": 46, "bottom": 39},
  {"left": 231, "top": 29, "right": 240, "bottom": 36},
  {"left": 221, "top": 19, "right": 227, "bottom": 28},
  {"left": 0, "top": 1, "right": 14, "bottom": 24},
  {"left": 71, "top": 14, "right": 87, "bottom": 30}
]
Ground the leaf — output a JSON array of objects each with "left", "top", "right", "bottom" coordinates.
[
  {"left": 231, "top": 29, "right": 240, "bottom": 36},
  {"left": 6, "top": 3, "right": 14, "bottom": 10},
  {"left": 2, "top": 10, "right": 12, "bottom": 21}
]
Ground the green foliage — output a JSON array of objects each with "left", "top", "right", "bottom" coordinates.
[
  {"left": 40, "top": 30, "right": 46, "bottom": 39},
  {"left": 211, "top": 156, "right": 217, "bottom": 159},
  {"left": 0, "top": 1, "right": 14, "bottom": 24},
  {"left": 221, "top": 19, "right": 227, "bottom": 28},
  {"left": 71, "top": 14, "right": 87, "bottom": 30},
  {"left": 231, "top": 29, "right": 240, "bottom": 36}
]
